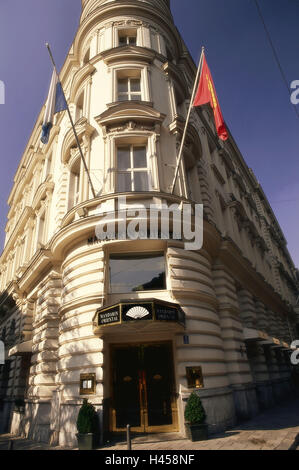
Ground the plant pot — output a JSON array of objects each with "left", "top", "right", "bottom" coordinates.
[
  {"left": 76, "top": 433, "right": 94, "bottom": 450},
  {"left": 185, "top": 423, "right": 208, "bottom": 442}
]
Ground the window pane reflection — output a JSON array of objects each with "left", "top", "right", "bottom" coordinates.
[
  {"left": 134, "top": 172, "right": 148, "bottom": 191},
  {"left": 131, "top": 94, "right": 141, "bottom": 101},
  {"left": 129, "top": 37, "right": 137, "bottom": 45},
  {"left": 117, "top": 147, "right": 130, "bottom": 169},
  {"left": 110, "top": 254, "right": 166, "bottom": 293},
  {"left": 133, "top": 147, "right": 147, "bottom": 168},
  {"left": 131, "top": 79, "right": 141, "bottom": 92},
  {"left": 118, "top": 79, "right": 128, "bottom": 93},
  {"left": 117, "top": 173, "right": 131, "bottom": 192}
]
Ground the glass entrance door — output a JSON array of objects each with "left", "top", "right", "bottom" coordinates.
[{"left": 111, "top": 342, "right": 178, "bottom": 433}]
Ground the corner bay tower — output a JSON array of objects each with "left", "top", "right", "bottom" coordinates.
[{"left": 0, "top": 0, "right": 298, "bottom": 446}]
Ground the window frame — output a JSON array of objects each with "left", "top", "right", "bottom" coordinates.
[
  {"left": 117, "top": 28, "right": 138, "bottom": 47},
  {"left": 112, "top": 65, "right": 151, "bottom": 104},
  {"left": 108, "top": 251, "right": 167, "bottom": 294},
  {"left": 68, "top": 157, "right": 81, "bottom": 210},
  {"left": 115, "top": 143, "right": 150, "bottom": 193},
  {"left": 117, "top": 76, "right": 142, "bottom": 102},
  {"left": 37, "top": 210, "right": 45, "bottom": 247}
]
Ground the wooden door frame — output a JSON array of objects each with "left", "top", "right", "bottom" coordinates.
[{"left": 109, "top": 340, "right": 179, "bottom": 433}]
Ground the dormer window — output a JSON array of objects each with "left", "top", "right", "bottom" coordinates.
[
  {"left": 117, "top": 71, "right": 141, "bottom": 102},
  {"left": 118, "top": 29, "right": 137, "bottom": 46}
]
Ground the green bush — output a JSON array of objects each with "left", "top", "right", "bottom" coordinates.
[
  {"left": 184, "top": 392, "right": 206, "bottom": 425},
  {"left": 76, "top": 399, "right": 97, "bottom": 434}
]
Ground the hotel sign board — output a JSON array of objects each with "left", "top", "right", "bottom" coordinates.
[
  {"left": 155, "top": 304, "right": 185, "bottom": 324},
  {"left": 98, "top": 306, "right": 120, "bottom": 326},
  {"left": 96, "top": 300, "right": 185, "bottom": 330}
]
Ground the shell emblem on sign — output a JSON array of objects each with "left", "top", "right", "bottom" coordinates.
[{"left": 126, "top": 306, "right": 150, "bottom": 320}]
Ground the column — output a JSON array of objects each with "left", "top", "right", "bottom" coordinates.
[
  {"left": 169, "top": 248, "right": 236, "bottom": 433},
  {"left": 25, "top": 274, "right": 61, "bottom": 442},
  {"left": 255, "top": 300, "right": 268, "bottom": 334},
  {"left": 237, "top": 289, "right": 257, "bottom": 330},
  {"left": 213, "top": 263, "right": 258, "bottom": 421},
  {"left": 263, "top": 345, "right": 281, "bottom": 404}
]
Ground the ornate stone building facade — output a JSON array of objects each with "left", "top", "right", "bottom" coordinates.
[{"left": 0, "top": 0, "right": 298, "bottom": 446}]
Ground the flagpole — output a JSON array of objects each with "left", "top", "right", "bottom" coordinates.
[
  {"left": 170, "top": 47, "right": 205, "bottom": 195},
  {"left": 45, "top": 43, "right": 97, "bottom": 199}
]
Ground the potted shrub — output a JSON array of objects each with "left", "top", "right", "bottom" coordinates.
[
  {"left": 76, "top": 399, "right": 97, "bottom": 450},
  {"left": 184, "top": 392, "right": 208, "bottom": 441}
]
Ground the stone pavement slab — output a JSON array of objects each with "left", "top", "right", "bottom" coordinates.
[
  {"left": 100, "top": 398, "right": 299, "bottom": 451},
  {"left": 0, "top": 398, "right": 299, "bottom": 451}
]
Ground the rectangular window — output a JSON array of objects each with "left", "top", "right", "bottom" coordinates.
[
  {"left": 116, "top": 145, "right": 149, "bottom": 192},
  {"left": 37, "top": 213, "right": 45, "bottom": 245},
  {"left": 109, "top": 253, "right": 166, "bottom": 294},
  {"left": 118, "top": 30, "right": 137, "bottom": 46},
  {"left": 118, "top": 76, "right": 141, "bottom": 101},
  {"left": 74, "top": 173, "right": 80, "bottom": 206},
  {"left": 69, "top": 160, "right": 81, "bottom": 209},
  {"left": 44, "top": 153, "right": 52, "bottom": 180}
]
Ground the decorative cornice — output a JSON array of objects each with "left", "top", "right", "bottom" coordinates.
[
  {"left": 32, "top": 180, "right": 55, "bottom": 211},
  {"left": 168, "top": 117, "right": 202, "bottom": 157},
  {"left": 218, "top": 239, "right": 291, "bottom": 315},
  {"left": 162, "top": 61, "right": 189, "bottom": 98},
  {"left": 61, "top": 118, "right": 95, "bottom": 164},
  {"left": 95, "top": 101, "right": 165, "bottom": 132},
  {"left": 18, "top": 249, "right": 52, "bottom": 293},
  {"left": 70, "top": 63, "right": 96, "bottom": 102},
  {"left": 1, "top": 207, "right": 35, "bottom": 263},
  {"left": 98, "top": 45, "right": 156, "bottom": 66},
  {"left": 211, "top": 163, "right": 225, "bottom": 185}
]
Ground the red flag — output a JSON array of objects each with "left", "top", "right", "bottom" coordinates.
[{"left": 193, "top": 53, "right": 228, "bottom": 141}]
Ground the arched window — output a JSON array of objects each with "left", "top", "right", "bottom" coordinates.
[
  {"left": 184, "top": 152, "right": 196, "bottom": 200},
  {"left": 173, "top": 86, "right": 186, "bottom": 118},
  {"left": 68, "top": 159, "right": 81, "bottom": 209},
  {"left": 166, "top": 46, "right": 174, "bottom": 63},
  {"left": 42, "top": 152, "right": 52, "bottom": 181},
  {"left": 83, "top": 48, "right": 90, "bottom": 65},
  {"left": 37, "top": 210, "right": 46, "bottom": 247},
  {"left": 75, "top": 92, "right": 84, "bottom": 122}
]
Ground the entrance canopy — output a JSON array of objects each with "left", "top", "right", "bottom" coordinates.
[{"left": 93, "top": 299, "right": 185, "bottom": 336}]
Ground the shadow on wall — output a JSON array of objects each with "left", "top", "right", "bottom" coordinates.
[
  {"left": 53, "top": 313, "right": 103, "bottom": 448},
  {"left": 22, "top": 312, "right": 103, "bottom": 447},
  {"left": 0, "top": 291, "right": 20, "bottom": 434}
]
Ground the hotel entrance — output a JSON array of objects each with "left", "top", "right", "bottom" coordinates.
[{"left": 110, "top": 342, "right": 178, "bottom": 433}]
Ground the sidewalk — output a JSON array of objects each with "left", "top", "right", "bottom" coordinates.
[
  {"left": 1, "top": 398, "right": 299, "bottom": 451},
  {"left": 102, "top": 397, "right": 299, "bottom": 451}
]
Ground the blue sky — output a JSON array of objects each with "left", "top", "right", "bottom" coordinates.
[{"left": 0, "top": 0, "right": 298, "bottom": 266}]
